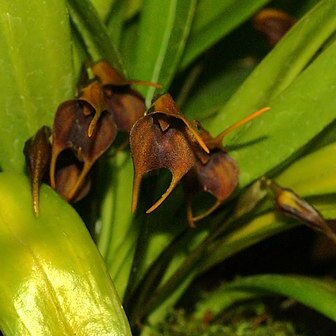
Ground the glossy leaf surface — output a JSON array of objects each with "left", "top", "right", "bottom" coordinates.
[{"left": 0, "top": 172, "right": 131, "bottom": 336}]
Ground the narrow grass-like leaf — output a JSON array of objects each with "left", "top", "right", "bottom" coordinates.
[
  {"left": 200, "top": 195, "right": 336, "bottom": 273},
  {"left": 106, "top": 0, "right": 126, "bottom": 47},
  {"left": 0, "top": 172, "right": 131, "bottom": 335},
  {"left": 130, "top": 0, "right": 197, "bottom": 104},
  {"left": 194, "top": 290, "right": 259, "bottom": 320},
  {"left": 209, "top": 275, "right": 336, "bottom": 322},
  {"left": 179, "top": 0, "right": 272, "bottom": 70},
  {"left": 138, "top": 190, "right": 336, "bottom": 333},
  {"left": 199, "top": 141, "right": 336, "bottom": 273},
  {"left": 97, "top": 153, "right": 134, "bottom": 258},
  {"left": 68, "top": 0, "right": 125, "bottom": 73},
  {"left": 110, "top": 230, "right": 139, "bottom": 299},
  {"left": 309, "top": 195, "right": 336, "bottom": 217},
  {"left": 199, "top": 213, "right": 293, "bottom": 273},
  {"left": 95, "top": 153, "right": 142, "bottom": 299},
  {"left": 119, "top": 18, "right": 139, "bottom": 71},
  {"left": 0, "top": 0, "right": 75, "bottom": 173},
  {"left": 122, "top": 196, "right": 188, "bottom": 310}
]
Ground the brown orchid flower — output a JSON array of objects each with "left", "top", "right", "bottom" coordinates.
[
  {"left": 49, "top": 80, "right": 117, "bottom": 201},
  {"left": 91, "top": 60, "right": 161, "bottom": 133},
  {"left": 25, "top": 60, "right": 159, "bottom": 211},
  {"left": 129, "top": 93, "right": 210, "bottom": 215},
  {"left": 182, "top": 125, "right": 239, "bottom": 225},
  {"left": 253, "top": 8, "right": 296, "bottom": 47},
  {"left": 183, "top": 107, "right": 269, "bottom": 226},
  {"left": 130, "top": 93, "right": 269, "bottom": 226}
]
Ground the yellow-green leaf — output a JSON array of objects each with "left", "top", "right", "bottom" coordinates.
[{"left": 0, "top": 172, "right": 131, "bottom": 336}]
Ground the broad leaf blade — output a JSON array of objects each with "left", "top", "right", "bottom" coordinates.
[
  {"left": 0, "top": 172, "right": 131, "bottom": 335},
  {"left": 0, "top": 0, "right": 75, "bottom": 172}
]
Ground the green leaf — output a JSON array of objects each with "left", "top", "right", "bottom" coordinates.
[
  {"left": 277, "top": 142, "right": 336, "bottom": 196},
  {"left": 206, "top": 275, "right": 336, "bottom": 322},
  {"left": 209, "top": 0, "right": 336, "bottom": 135},
  {"left": 310, "top": 195, "right": 336, "bottom": 217},
  {"left": 0, "top": 172, "right": 131, "bottom": 335},
  {"left": 0, "top": 0, "right": 75, "bottom": 173},
  {"left": 200, "top": 192, "right": 336, "bottom": 274},
  {"left": 183, "top": 60, "right": 255, "bottom": 121},
  {"left": 97, "top": 153, "right": 134, "bottom": 258},
  {"left": 119, "top": 18, "right": 139, "bottom": 71},
  {"left": 179, "top": 0, "right": 272, "bottom": 70},
  {"left": 226, "top": 39, "right": 336, "bottom": 187},
  {"left": 106, "top": 0, "right": 126, "bottom": 47},
  {"left": 68, "top": 0, "right": 125, "bottom": 74},
  {"left": 194, "top": 291, "right": 258, "bottom": 320},
  {"left": 89, "top": 0, "right": 114, "bottom": 21},
  {"left": 137, "top": 187, "right": 336, "bottom": 331},
  {"left": 96, "top": 153, "right": 139, "bottom": 299},
  {"left": 130, "top": 0, "right": 197, "bottom": 104},
  {"left": 125, "top": 0, "right": 143, "bottom": 20}
]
